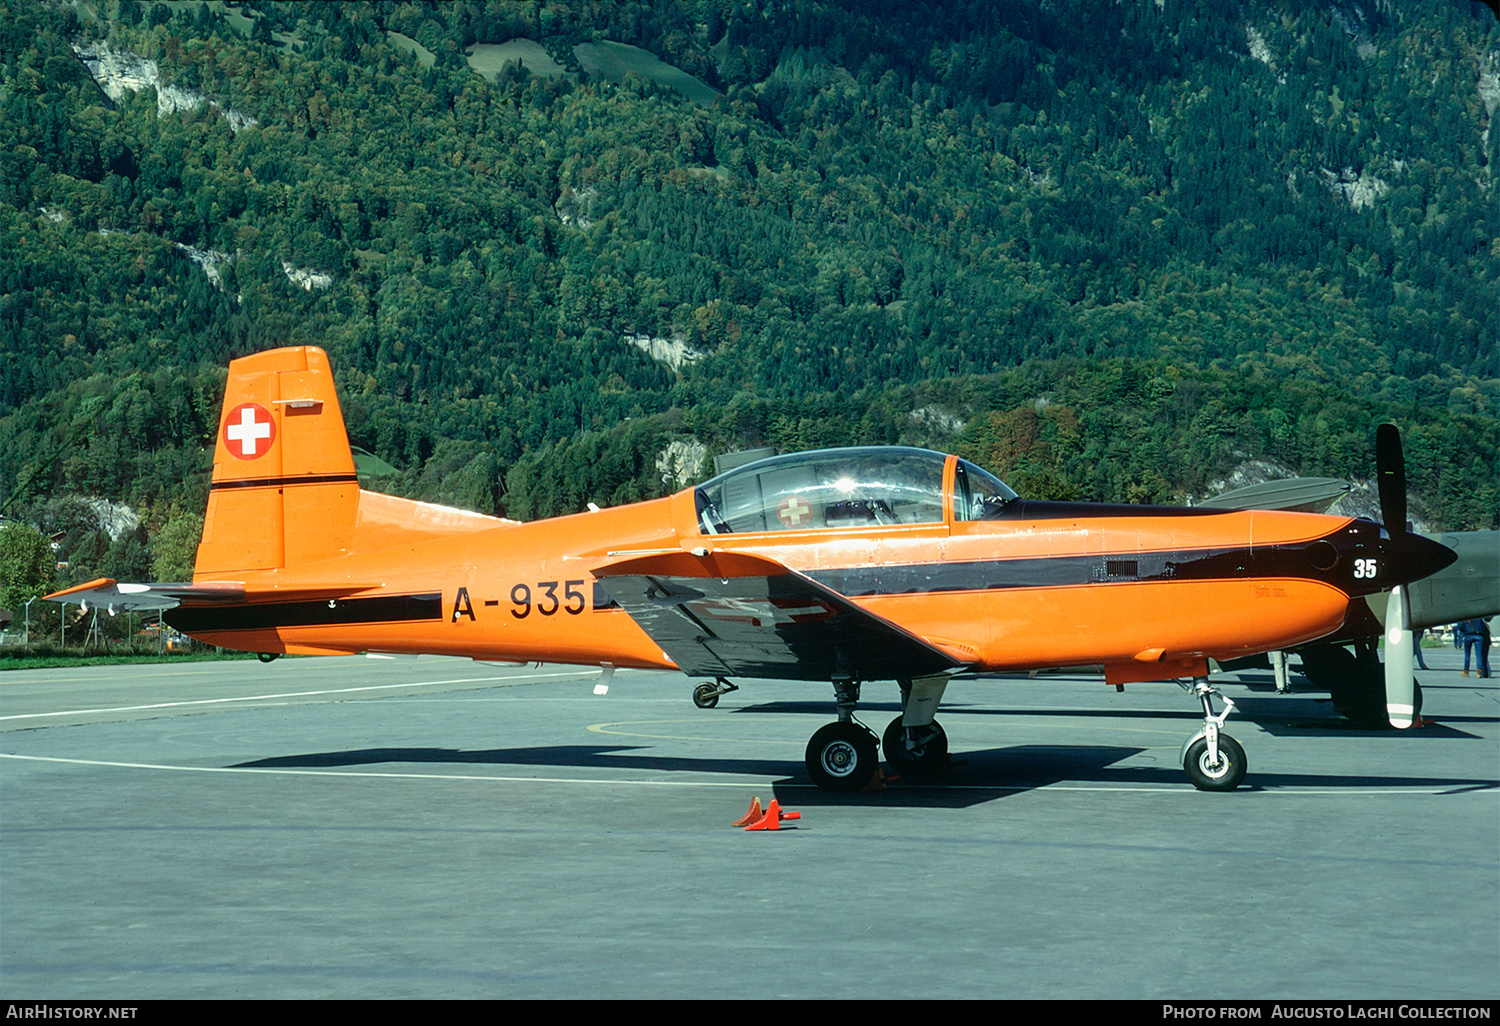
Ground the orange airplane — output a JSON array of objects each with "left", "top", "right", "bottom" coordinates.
[{"left": 47, "top": 346, "right": 1456, "bottom": 792}]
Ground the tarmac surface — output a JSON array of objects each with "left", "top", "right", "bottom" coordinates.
[{"left": 1, "top": 646, "right": 1495, "bottom": 1000}]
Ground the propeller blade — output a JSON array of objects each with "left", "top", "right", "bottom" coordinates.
[
  {"left": 1384, "top": 585, "right": 1417, "bottom": 729},
  {"left": 1375, "top": 423, "right": 1407, "bottom": 535}
]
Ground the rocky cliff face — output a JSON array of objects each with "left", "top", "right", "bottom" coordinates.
[
  {"left": 72, "top": 41, "right": 257, "bottom": 132},
  {"left": 655, "top": 439, "right": 709, "bottom": 489},
  {"left": 625, "top": 333, "right": 706, "bottom": 371}
]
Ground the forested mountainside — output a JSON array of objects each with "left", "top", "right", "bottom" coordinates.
[{"left": 1, "top": 0, "right": 1496, "bottom": 595}]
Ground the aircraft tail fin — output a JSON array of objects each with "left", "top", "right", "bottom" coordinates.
[{"left": 194, "top": 347, "right": 360, "bottom": 577}]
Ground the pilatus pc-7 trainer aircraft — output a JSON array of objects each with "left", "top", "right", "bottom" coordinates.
[{"left": 48, "top": 347, "right": 1456, "bottom": 792}]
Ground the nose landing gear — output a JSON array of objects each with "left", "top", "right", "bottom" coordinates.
[{"left": 1179, "top": 678, "right": 1247, "bottom": 791}]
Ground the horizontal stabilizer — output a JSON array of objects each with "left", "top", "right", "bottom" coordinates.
[
  {"left": 44, "top": 578, "right": 243, "bottom": 612},
  {"left": 593, "top": 550, "right": 966, "bottom": 681},
  {"left": 44, "top": 577, "right": 376, "bottom": 612}
]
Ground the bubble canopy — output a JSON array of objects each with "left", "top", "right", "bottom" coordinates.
[{"left": 694, "top": 446, "right": 1018, "bottom": 534}]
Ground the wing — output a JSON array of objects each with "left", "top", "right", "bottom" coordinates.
[{"left": 592, "top": 550, "right": 966, "bottom": 681}]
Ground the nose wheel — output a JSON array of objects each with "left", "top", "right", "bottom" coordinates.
[
  {"left": 1179, "top": 678, "right": 1247, "bottom": 791},
  {"left": 1183, "top": 733, "right": 1246, "bottom": 791}
]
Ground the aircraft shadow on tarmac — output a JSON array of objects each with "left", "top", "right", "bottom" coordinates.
[
  {"left": 231, "top": 738, "right": 1497, "bottom": 809},
  {"left": 730, "top": 695, "right": 1341, "bottom": 723},
  {"left": 728, "top": 696, "right": 1493, "bottom": 739}
]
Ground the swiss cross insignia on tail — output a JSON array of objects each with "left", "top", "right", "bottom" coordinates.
[{"left": 224, "top": 403, "right": 276, "bottom": 459}]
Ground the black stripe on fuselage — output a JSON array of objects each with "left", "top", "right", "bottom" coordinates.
[
  {"left": 805, "top": 543, "right": 1344, "bottom": 597},
  {"left": 987, "top": 499, "right": 1233, "bottom": 521},
  {"left": 165, "top": 592, "right": 443, "bottom": 633},
  {"left": 210, "top": 474, "right": 360, "bottom": 491}
]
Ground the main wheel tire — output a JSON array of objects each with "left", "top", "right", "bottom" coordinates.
[
  {"left": 881, "top": 715, "right": 948, "bottom": 774},
  {"left": 1183, "top": 734, "right": 1247, "bottom": 791},
  {"left": 692, "top": 682, "right": 719, "bottom": 709},
  {"left": 1301, "top": 643, "right": 1392, "bottom": 727},
  {"left": 805, "top": 722, "right": 879, "bottom": 792}
]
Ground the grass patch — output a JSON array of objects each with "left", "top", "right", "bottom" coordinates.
[
  {"left": 572, "top": 41, "right": 720, "bottom": 105},
  {"left": 387, "top": 30, "right": 437, "bottom": 69},
  {"left": 466, "top": 40, "right": 570, "bottom": 81}
]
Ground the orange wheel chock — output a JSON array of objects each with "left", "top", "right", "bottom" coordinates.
[
  {"left": 731, "top": 797, "right": 764, "bottom": 827},
  {"left": 744, "top": 799, "right": 801, "bottom": 831}
]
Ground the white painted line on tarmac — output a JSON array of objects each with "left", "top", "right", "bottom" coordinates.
[{"left": 0, "top": 671, "right": 598, "bottom": 722}]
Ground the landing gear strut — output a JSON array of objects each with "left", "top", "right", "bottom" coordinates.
[
  {"left": 1178, "top": 677, "right": 1247, "bottom": 791},
  {"left": 804, "top": 675, "right": 953, "bottom": 790},
  {"left": 882, "top": 716, "right": 948, "bottom": 775},
  {"left": 881, "top": 674, "right": 951, "bottom": 775},
  {"left": 804, "top": 678, "right": 881, "bottom": 791}
]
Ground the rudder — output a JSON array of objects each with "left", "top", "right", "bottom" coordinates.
[{"left": 194, "top": 347, "right": 359, "bottom": 577}]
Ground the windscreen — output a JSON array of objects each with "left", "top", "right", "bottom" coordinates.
[
  {"left": 953, "top": 459, "right": 1019, "bottom": 520},
  {"left": 695, "top": 447, "right": 949, "bottom": 534}
]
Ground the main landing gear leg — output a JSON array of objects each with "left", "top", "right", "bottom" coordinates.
[
  {"left": 883, "top": 675, "right": 950, "bottom": 776},
  {"left": 804, "top": 677, "right": 880, "bottom": 792},
  {"left": 1178, "top": 677, "right": 1247, "bottom": 791}
]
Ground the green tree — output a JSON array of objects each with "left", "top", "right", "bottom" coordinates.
[
  {"left": 150, "top": 508, "right": 203, "bottom": 582},
  {"left": 0, "top": 520, "right": 54, "bottom": 616}
]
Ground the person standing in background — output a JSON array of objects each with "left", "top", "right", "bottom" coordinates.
[{"left": 1458, "top": 619, "right": 1486, "bottom": 677}]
